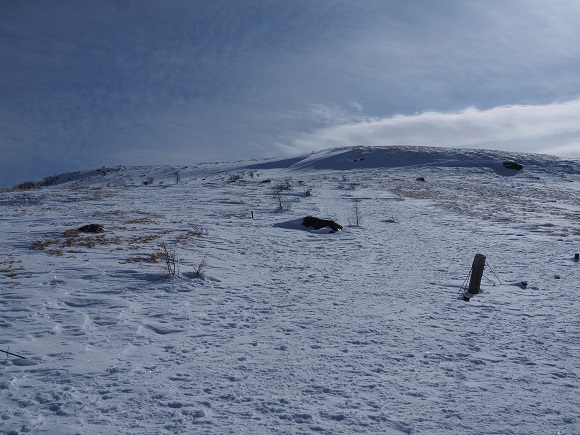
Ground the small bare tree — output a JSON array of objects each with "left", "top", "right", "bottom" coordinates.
[
  {"left": 274, "top": 182, "right": 292, "bottom": 211},
  {"left": 351, "top": 200, "right": 363, "bottom": 227},
  {"left": 274, "top": 190, "right": 284, "bottom": 210}
]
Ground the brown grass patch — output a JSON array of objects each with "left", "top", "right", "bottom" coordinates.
[
  {"left": 31, "top": 238, "right": 61, "bottom": 250},
  {"left": 174, "top": 229, "right": 205, "bottom": 244},
  {"left": 125, "top": 217, "right": 159, "bottom": 225}
]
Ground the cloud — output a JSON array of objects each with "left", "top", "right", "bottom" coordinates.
[{"left": 289, "top": 99, "right": 580, "bottom": 156}]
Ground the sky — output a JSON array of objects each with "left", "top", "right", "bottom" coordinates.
[{"left": 1, "top": 0, "right": 580, "bottom": 188}]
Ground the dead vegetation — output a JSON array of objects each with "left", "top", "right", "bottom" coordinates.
[
  {"left": 161, "top": 241, "right": 179, "bottom": 276},
  {"left": 193, "top": 252, "right": 209, "bottom": 278},
  {"left": 32, "top": 232, "right": 123, "bottom": 251},
  {"left": 388, "top": 178, "right": 580, "bottom": 236},
  {"left": 0, "top": 251, "right": 24, "bottom": 278},
  {"left": 174, "top": 228, "right": 205, "bottom": 244},
  {"left": 125, "top": 217, "right": 160, "bottom": 225},
  {"left": 29, "top": 212, "right": 209, "bottom": 277},
  {"left": 31, "top": 238, "right": 61, "bottom": 250}
]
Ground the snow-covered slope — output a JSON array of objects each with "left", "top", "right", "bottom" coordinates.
[
  {"left": 18, "top": 145, "right": 579, "bottom": 189},
  {"left": 248, "top": 145, "right": 579, "bottom": 175},
  {"left": 1, "top": 146, "right": 579, "bottom": 434}
]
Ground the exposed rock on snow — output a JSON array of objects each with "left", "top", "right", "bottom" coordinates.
[
  {"left": 77, "top": 224, "right": 105, "bottom": 233},
  {"left": 503, "top": 160, "right": 524, "bottom": 170},
  {"left": 302, "top": 216, "right": 343, "bottom": 232}
]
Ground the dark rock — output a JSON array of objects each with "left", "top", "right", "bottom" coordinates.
[
  {"left": 416, "top": 177, "right": 425, "bottom": 182},
  {"left": 302, "top": 216, "right": 343, "bottom": 232},
  {"left": 78, "top": 224, "right": 105, "bottom": 233},
  {"left": 503, "top": 161, "right": 523, "bottom": 170}
]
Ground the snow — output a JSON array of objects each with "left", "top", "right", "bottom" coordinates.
[{"left": 1, "top": 146, "right": 579, "bottom": 434}]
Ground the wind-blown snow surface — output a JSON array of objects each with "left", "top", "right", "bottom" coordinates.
[{"left": 1, "top": 146, "right": 580, "bottom": 434}]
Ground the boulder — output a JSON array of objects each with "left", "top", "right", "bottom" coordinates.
[
  {"left": 78, "top": 224, "right": 105, "bottom": 233},
  {"left": 503, "top": 160, "right": 523, "bottom": 170},
  {"left": 302, "top": 216, "right": 343, "bottom": 232}
]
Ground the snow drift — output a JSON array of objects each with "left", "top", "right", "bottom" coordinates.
[{"left": 1, "top": 146, "right": 579, "bottom": 434}]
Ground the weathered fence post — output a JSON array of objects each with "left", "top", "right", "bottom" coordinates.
[
  {"left": 468, "top": 254, "right": 486, "bottom": 295},
  {"left": 463, "top": 254, "right": 486, "bottom": 301}
]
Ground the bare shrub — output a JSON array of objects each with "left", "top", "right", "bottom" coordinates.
[
  {"left": 274, "top": 190, "right": 291, "bottom": 211},
  {"left": 14, "top": 181, "right": 38, "bottom": 190},
  {"left": 161, "top": 241, "right": 179, "bottom": 277},
  {"left": 275, "top": 179, "right": 292, "bottom": 191},
  {"left": 273, "top": 180, "right": 293, "bottom": 211},
  {"left": 40, "top": 175, "right": 59, "bottom": 187},
  {"left": 193, "top": 253, "right": 209, "bottom": 278}
]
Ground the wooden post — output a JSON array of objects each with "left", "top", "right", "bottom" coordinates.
[{"left": 467, "top": 254, "right": 486, "bottom": 295}]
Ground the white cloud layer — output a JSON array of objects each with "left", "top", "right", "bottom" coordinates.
[{"left": 291, "top": 100, "right": 580, "bottom": 157}]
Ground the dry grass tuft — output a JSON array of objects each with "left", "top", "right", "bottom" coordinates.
[
  {"left": 31, "top": 238, "right": 61, "bottom": 250},
  {"left": 1, "top": 252, "right": 24, "bottom": 278},
  {"left": 174, "top": 229, "right": 205, "bottom": 244},
  {"left": 125, "top": 217, "right": 160, "bottom": 225}
]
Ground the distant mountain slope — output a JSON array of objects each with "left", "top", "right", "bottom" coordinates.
[
  {"left": 247, "top": 145, "right": 580, "bottom": 174},
  {"left": 14, "top": 146, "right": 580, "bottom": 189}
]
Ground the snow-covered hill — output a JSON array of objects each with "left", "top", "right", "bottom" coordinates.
[
  {"left": 17, "top": 145, "right": 579, "bottom": 189},
  {"left": 1, "top": 146, "right": 579, "bottom": 434}
]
